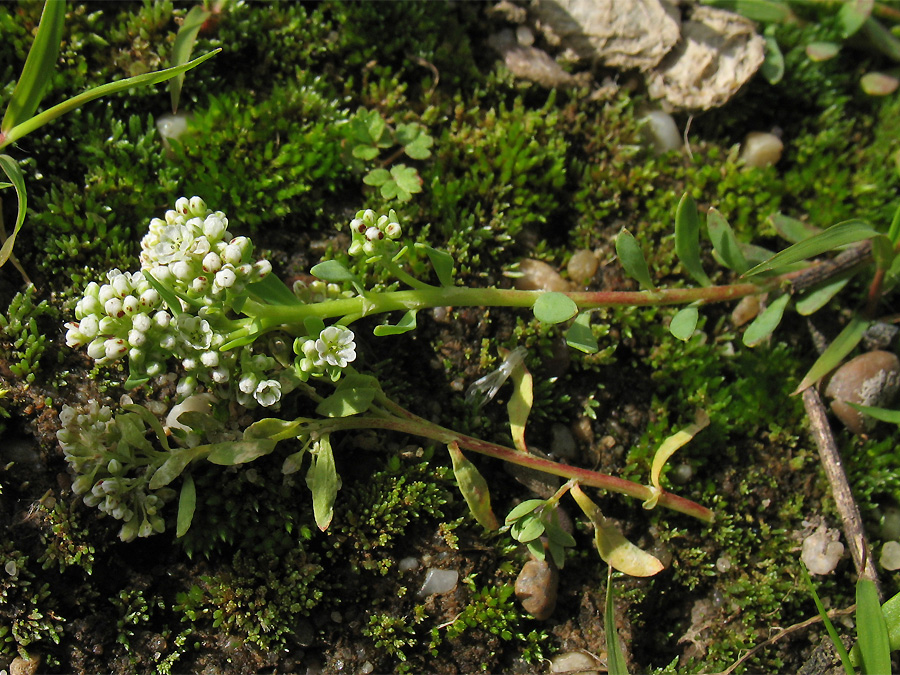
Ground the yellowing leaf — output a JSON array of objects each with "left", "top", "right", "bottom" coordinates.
[
  {"left": 507, "top": 354, "right": 533, "bottom": 453},
  {"left": 449, "top": 442, "right": 499, "bottom": 530},
  {"left": 645, "top": 411, "right": 709, "bottom": 509}
]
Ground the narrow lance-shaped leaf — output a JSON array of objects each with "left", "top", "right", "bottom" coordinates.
[
  {"left": 507, "top": 354, "right": 533, "bottom": 453},
  {"left": 566, "top": 311, "right": 598, "bottom": 353},
  {"left": 770, "top": 213, "right": 823, "bottom": 244},
  {"left": 448, "top": 441, "right": 499, "bottom": 531},
  {"left": 847, "top": 402, "right": 900, "bottom": 426},
  {"left": 707, "top": 208, "right": 748, "bottom": 274},
  {"left": 644, "top": 410, "right": 709, "bottom": 509},
  {"left": 533, "top": 292, "right": 577, "bottom": 324},
  {"left": 745, "top": 219, "right": 880, "bottom": 277},
  {"left": 888, "top": 202, "right": 900, "bottom": 245},
  {"left": 803, "top": 567, "right": 855, "bottom": 675},
  {"left": 0, "top": 155, "right": 27, "bottom": 267},
  {"left": 616, "top": 229, "right": 657, "bottom": 291},
  {"left": 169, "top": 5, "right": 212, "bottom": 114},
  {"left": 176, "top": 473, "right": 196, "bottom": 538},
  {"left": 670, "top": 305, "right": 699, "bottom": 342},
  {"left": 794, "top": 315, "right": 870, "bottom": 394},
  {"left": 2, "top": 50, "right": 221, "bottom": 148},
  {"left": 605, "top": 567, "right": 630, "bottom": 675},
  {"left": 674, "top": 194, "right": 711, "bottom": 286},
  {"left": 570, "top": 484, "right": 664, "bottom": 577},
  {"left": 742, "top": 293, "right": 790, "bottom": 347},
  {"left": 795, "top": 276, "right": 850, "bottom": 316},
  {"left": 373, "top": 309, "right": 417, "bottom": 336},
  {"left": 1, "top": 0, "right": 65, "bottom": 134},
  {"left": 206, "top": 438, "right": 278, "bottom": 465},
  {"left": 149, "top": 448, "right": 206, "bottom": 489},
  {"left": 122, "top": 404, "right": 170, "bottom": 452},
  {"left": 857, "top": 578, "right": 891, "bottom": 675},
  {"left": 306, "top": 435, "right": 340, "bottom": 531}
]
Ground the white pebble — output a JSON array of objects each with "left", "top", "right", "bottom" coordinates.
[
  {"left": 516, "top": 25, "right": 535, "bottom": 47},
  {"left": 567, "top": 249, "right": 598, "bottom": 284},
  {"left": 882, "top": 541, "right": 900, "bottom": 571},
  {"left": 801, "top": 525, "right": 844, "bottom": 575},
  {"left": 549, "top": 651, "right": 602, "bottom": 675},
  {"left": 417, "top": 568, "right": 458, "bottom": 597},
  {"left": 156, "top": 113, "right": 190, "bottom": 142},
  {"left": 740, "top": 131, "right": 783, "bottom": 168},
  {"left": 641, "top": 110, "right": 681, "bottom": 154},
  {"left": 399, "top": 556, "right": 420, "bottom": 572},
  {"left": 514, "top": 259, "right": 570, "bottom": 292}
]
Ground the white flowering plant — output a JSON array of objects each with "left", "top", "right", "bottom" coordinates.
[{"left": 60, "top": 194, "right": 877, "bottom": 573}]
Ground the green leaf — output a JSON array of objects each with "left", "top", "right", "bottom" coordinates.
[
  {"left": 644, "top": 411, "right": 709, "bottom": 509},
  {"left": 616, "top": 229, "right": 656, "bottom": 291},
  {"left": 605, "top": 568, "right": 630, "bottom": 675},
  {"left": 149, "top": 448, "right": 204, "bottom": 489},
  {"left": 742, "top": 293, "right": 790, "bottom": 347},
  {"left": 888, "top": 203, "right": 900, "bottom": 245},
  {"left": 2, "top": 50, "right": 221, "bottom": 148},
  {"left": 770, "top": 213, "right": 823, "bottom": 244},
  {"left": 872, "top": 234, "right": 896, "bottom": 270},
  {"left": 847, "top": 403, "right": 900, "bottom": 425},
  {"left": 206, "top": 439, "right": 277, "bottom": 465},
  {"left": 384, "top": 164, "right": 422, "bottom": 202},
  {"left": 142, "top": 270, "right": 184, "bottom": 317},
  {"left": 701, "top": 0, "right": 792, "bottom": 23},
  {"left": 761, "top": 33, "right": 785, "bottom": 84},
  {"left": 365, "top": 110, "right": 387, "bottom": 145},
  {"left": 674, "top": 194, "right": 711, "bottom": 286},
  {"left": 403, "top": 131, "right": 434, "bottom": 160},
  {"left": 507, "top": 355, "right": 532, "bottom": 453},
  {"left": 176, "top": 473, "right": 196, "bottom": 538},
  {"left": 505, "top": 499, "right": 546, "bottom": 524},
  {"left": 311, "top": 259, "right": 360, "bottom": 283},
  {"left": 803, "top": 567, "right": 855, "bottom": 675},
  {"left": 414, "top": 243, "right": 455, "bottom": 286},
  {"left": 670, "top": 306, "right": 699, "bottom": 341},
  {"left": 745, "top": 219, "right": 880, "bottom": 277},
  {"left": 449, "top": 442, "right": 499, "bottom": 530},
  {"left": 244, "top": 417, "right": 306, "bottom": 442},
  {"left": 794, "top": 315, "right": 870, "bottom": 394},
  {"left": 353, "top": 144, "right": 380, "bottom": 161},
  {"left": 168, "top": 5, "right": 211, "bottom": 113},
  {"left": 863, "top": 17, "right": 900, "bottom": 61},
  {"left": 510, "top": 515, "right": 545, "bottom": 542},
  {"left": 795, "top": 276, "right": 850, "bottom": 316},
  {"left": 315, "top": 373, "right": 379, "bottom": 417},
  {"left": 806, "top": 41, "right": 841, "bottom": 62},
  {"left": 117, "top": 412, "right": 155, "bottom": 454},
  {"left": 544, "top": 519, "right": 576, "bottom": 548},
  {"left": 839, "top": 0, "right": 873, "bottom": 39},
  {"left": 0, "top": 155, "right": 27, "bottom": 268},
  {"left": 857, "top": 578, "right": 891, "bottom": 675},
  {"left": 122, "top": 403, "right": 170, "bottom": 452},
  {"left": 571, "top": 485, "right": 664, "bottom": 577},
  {"left": 566, "top": 311, "right": 598, "bottom": 353},
  {"left": 373, "top": 309, "right": 417, "bottom": 336},
  {"left": 707, "top": 208, "right": 748, "bottom": 275},
  {"left": 247, "top": 272, "right": 302, "bottom": 306},
  {"left": 1, "top": 0, "right": 65, "bottom": 134},
  {"left": 533, "top": 292, "right": 577, "bottom": 324},
  {"left": 306, "top": 434, "right": 340, "bottom": 531},
  {"left": 363, "top": 167, "right": 390, "bottom": 185}
]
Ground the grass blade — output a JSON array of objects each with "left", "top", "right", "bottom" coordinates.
[
  {"left": 2, "top": 49, "right": 221, "bottom": 147},
  {"left": 0, "top": 0, "right": 65, "bottom": 134},
  {"left": 802, "top": 567, "right": 855, "bottom": 675},
  {"left": 707, "top": 208, "right": 749, "bottom": 274},
  {"left": 857, "top": 578, "right": 891, "bottom": 675},
  {"left": 793, "top": 315, "right": 870, "bottom": 394},
  {"left": 0, "top": 155, "right": 27, "bottom": 267},
  {"left": 605, "top": 567, "right": 630, "bottom": 675},
  {"left": 745, "top": 219, "right": 880, "bottom": 277},
  {"left": 169, "top": 5, "right": 212, "bottom": 113}
]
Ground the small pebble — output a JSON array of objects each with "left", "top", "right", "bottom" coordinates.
[
  {"left": 156, "top": 112, "right": 190, "bottom": 144},
  {"left": 418, "top": 568, "right": 458, "bottom": 597},
  {"left": 567, "top": 249, "right": 599, "bottom": 284},
  {"left": 801, "top": 525, "right": 844, "bottom": 575},
  {"left": 640, "top": 110, "right": 681, "bottom": 154},
  {"left": 825, "top": 350, "right": 900, "bottom": 434},
  {"left": 740, "top": 131, "right": 783, "bottom": 168},
  {"left": 10, "top": 654, "right": 41, "bottom": 675},
  {"left": 715, "top": 555, "right": 731, "bottom": 573},
  {"left": 550, "top": 423, "right": 577, "bottom": 459},
  {"left": 514, "top": 259, "right": 570, "bottom": 292},
  {"left": 881, "top": 541, "right": 900, "bottom": 571},
  {"left": 549, "top": 651, "right": 602, "bottom": 675},
  {"left": 516, "top": 25, "right": 535, "bottom": 47},
  {"left": 515, "top": 558, "right": 558, "bottom": 620},
  {"left": 399, "top": 556, "right": 420, "bottom": 572}
]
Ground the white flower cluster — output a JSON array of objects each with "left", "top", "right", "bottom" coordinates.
[
  {"left": 57, "top": 402, "right": 175, "bottom": 542},
  {"left": 347, "top": 208, "right": 402, "bottom": 257},
  {"left": 293, "top": 325, "right": 358, "bottom": 381},
  {"left": 64, "top": 197, "right": 288, "bottom": 408}
]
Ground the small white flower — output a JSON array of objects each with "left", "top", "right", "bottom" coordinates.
[
  {"left": 238, "top": 374, "right": 258, "bottom": 395},
  {"left": 255, "top": 379, "right": 282, "bottom": 407},
  {"left": 128, "top": 329, "right": 146, "bottom": 348},
  {"left": 201, "top": 351, "right": 219, "bottom": 368},
  {"left": 314, "top": 326, "right": 357, "bottom": 368}
]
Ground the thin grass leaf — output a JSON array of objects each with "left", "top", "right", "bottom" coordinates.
[
  {"left": 2, "top": 50, "right": 220, "bottom": 147},
  {"left": 674, "top": 194, "right": 711, "bottom": 286},
  {"left": 847, "top": 402, "right": 900, "bottom": 425},
  {"left": 169, "top": 5, "right": 211, "bottom": 113},
  {"left": 670, "top": 305, "right": 699, "bottom": 341},
  {"left": 794, "top": 315, "right": 870, "bottom": 394},
  {"left": 0, "top": 155, "right": 27, "bottom": 267},
  {"left": 862, "top": 16, "right": 900, "bottom": 62},
  {"left": 605, "top": 567, "right": 630, "bottom": 675},
  {"left": 707, "top": 208, "right": 749, "bottom": 274},
  {"left": 644, "top": 411, "right": 709, "bottom": 509},
  {"left": 795, "top": 276, "right": 850, "bottom": 316},
  {"left": 176, "top": 473, "right": 196, "bottom": 538},
  {"left": 566, "top": 311, "right": 598, "bottom": 353},
  {"left": 743, "top": 293, "right": 790, "bottom": 347},
  {"left": 888, "top": 203, "right": 900, "bottom": 245},
  {"left": 770, "top": 213, "right": 823, "bottom": 244},
  {"left": 803, "top": 567, "right": 855, "bottom": 675},
  {"left": 1, "top": 0, "right": 65, "bottom": 134},
  {"left": 746, "top": 219, "right": 880, "bottom": 277},
  {"left": 857, "top": 578, "right": 891, "bottom": 675},
  {"left": 616, "top": 229, "right": 657, "bottom": 291}
]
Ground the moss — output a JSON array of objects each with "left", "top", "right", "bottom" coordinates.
[
  {"left": 0, "top": 285, "right": 56, "bottom": 385},
  {"left": 36, "top": 497, "right": 95, "bottom": 575}
]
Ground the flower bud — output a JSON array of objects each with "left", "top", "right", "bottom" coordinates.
[
  {"left": 128, "top": 329, "right": 146, "bottom": 347},
  {"left": 98, "top": 284, "right": 116, "bottom": 304},
  {"left": 238, "top": 374, "right": 258, "bottom": 395},
  {"left": 107, "top": 459, "right": 122, "bottom": 475},
  {"left": 189, "top": 196, "right": 207, "bottom": 215},
  {"left": 350, "top": 218, "right": 366, "bottom": 233},
  {"left": 79, "top": 315, "right": 100, "bottom": 339},
  {"left": 365, "top": 227, "right": 383, "bottom": 242},
  {"left": 202, "top": 252, "right": 222, "bottom": 273},
  {"left": 104, "top": 338, "right": 128, "bottom": 361},
  {"left": 385, "top": 222, "right": 401, "bottom": 238},
  {"left": 146, "top": 361, "right": 164, "bottom": 377},
  {"left": 132, "top": 313, "right": 152, "bottom": 332},
  {"left": 222, "top": 243, "right": 242, "bottom": 265},
  {"left": 71, "top": 475, "right": 93, "bottom": 495},
  {"left": 201, "top": 351, "right": 219, "bottom": 367},
  {"left": 191, "top": 276, "right": 209, "bottom": 294},
  {"left": 154, "top": 311, "right": 171, "bottom": 329},
  {"left": 104, "top": 297, "right": 124, "bottom": 318},
  {"left": 203, "top": 214, "right": 227, "bottom": 240},
  {"left": 211, "top": 367, "right": 229, "bottom": 383},
  {"left": 87, "top": 338, "right": 107, "bottom": 360},
  {"left": 175, "top": 197, "right": 190, "bottom": 214},
  {"left": 253, "top": 259, "right": 272, "bottom": 279},
  {"left": 348, "top": 240, "right": 364, "bottom": 256},
  {"left": 99, "top": 316, "right": 118, "bottom": 334},
  {"left": 173, "top": 260, "right": 193, "bottom": 281},
  {"left": 122, "top": 295, "right": 139, "bottom": 315},
  {"left": 215, "top": 268, "right": 237, "bottom": 289}
]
